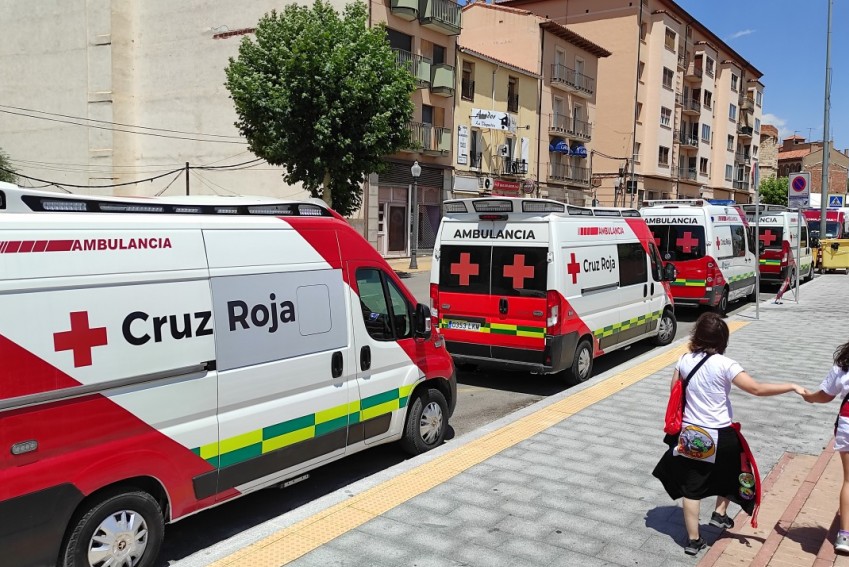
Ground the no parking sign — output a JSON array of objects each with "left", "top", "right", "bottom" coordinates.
[{"left": 788, "top": 172, "right": 810, "bottom": 208}]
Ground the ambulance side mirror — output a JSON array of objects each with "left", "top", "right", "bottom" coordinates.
[
  {"left": 811, "top": 237, "right": 820, "bottom": 248},
  {"left": 414, "top": 303, "right": 432, "bottom": 340},
  {"left": 662, "top": 263, "right": 677, "bottom": 282}
]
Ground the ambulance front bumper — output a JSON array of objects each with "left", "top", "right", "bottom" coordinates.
[{"left": 446, "top": 333, "right": 578, "bottom": 375}]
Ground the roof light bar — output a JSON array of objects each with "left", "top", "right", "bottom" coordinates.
[
  {"left": 566, "top": 205, "right": 593, "bottom": 216},
  {"left": 473, "top": 200, "right": 513, "bottom": 213},
  {"left": 591, "top": 209, "right": 622, "bottom": 217},
  {"left": 215, "top": 207, "right": 239, "bottom": 214},
  {"left": 98, "top": 203, "right": 165, "bottom": 213},
  {"left": 522, "top": 201, "right": 565, "bottom": 213},
  {"left": 41, "top": 200, "right": 88, "bottom": 212},
  {"left": 444, "top": 201, "right": 468, "bottom": 213},
  {"left": 248, "top": 205, "right": 294, "bottom": 215},
  {"left": 172, "top": 206, "right": 203, "bottom": 214},
  {"left": 297, "top": 204, "right": 324, "bottom": 216}
]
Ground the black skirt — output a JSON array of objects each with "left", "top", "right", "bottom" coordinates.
[{"left": 652, "top": 425, "right": 755, "bottom": 515}]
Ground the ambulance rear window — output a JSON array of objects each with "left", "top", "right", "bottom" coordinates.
[
  {"left": 439, "top": 245, "right": 491, "bottom": 295},
  {"left": 650, "top": 225, "right": 706, "bottom": 261},
  {"left": 491, "top": 246, "right": 548, "bottom": 298},
  {"left": 758, "top": 227, "right": 784, "bottom": 249}
]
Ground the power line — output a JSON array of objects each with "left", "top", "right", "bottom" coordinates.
[
  {"left": 154, "top": 171, "right": 186, "bottom": 197},
  {"left": 0, "top": 104, "right": 244, "bottom": 140},
  {"left": 0, "top": 165, "right": 185, "bottom": 189},
  {"left": 0, "top": 108, "right": 248, "bottom": 145}
]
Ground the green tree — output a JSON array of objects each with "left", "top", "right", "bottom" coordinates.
[
  {"left": 0, "top": 148, "right": 17, "bottom": 184},
  {"left": 225, "top": 1, "right": 415, "bottom": 216},
  {"left": 758, "top": 176, "right": 788, "bottom": 206}
]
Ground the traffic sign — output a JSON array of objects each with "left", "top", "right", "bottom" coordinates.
[
  {"left": 788, "top": 172, "right": 811, "bottom": 208},
  {"left": 828, "top": 194, "right": 844, "bottom": 208}
]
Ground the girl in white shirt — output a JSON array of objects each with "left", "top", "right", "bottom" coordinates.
[
  {"left": 653, "top": 312, "right": 804, "bottom": 556},
  {"left": 801, "top": 340, "right": 849, "bottom": 554}
]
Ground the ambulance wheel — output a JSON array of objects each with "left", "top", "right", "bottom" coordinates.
[
  {"left": 400, "top": 388, "right": 448, "bottom": 455},
  {"left": 713, "top": 287, "right": 729, "bottom": 317},
  {"left": 61, "top": 488, "right": 164, "bottom": 567},
  {"left": 653, "top": 310, "right": 677, "bottom": 346},
  {"left": 570, "top": 339, "right": 594, "bottom": 383}
]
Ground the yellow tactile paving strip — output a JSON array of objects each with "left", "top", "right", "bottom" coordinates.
[{"left": 209, "top": 321, "right": 749, "bottom": 567}]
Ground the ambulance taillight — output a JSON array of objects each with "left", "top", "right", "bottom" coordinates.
[
  {"left": 430, "top": 283, "right": 440, "bottom": 327},
  {"left": 546, "top": 290, "right": 560, "bottom": 334}
]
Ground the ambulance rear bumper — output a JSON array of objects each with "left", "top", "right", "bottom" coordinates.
[
  {"left": 446, "top": 333, "right": 578, "bottom": 375},
  {"left": 673, "top": 286, "right": 722, "bottom": 307}
]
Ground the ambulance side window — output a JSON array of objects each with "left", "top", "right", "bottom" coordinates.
[
  {"left": 747, "top": 227, "right": 757, "bottom": 255},
  {"left": 731, "top": 225, "right": 746, "bottom": 257},
  {"left": 355, "top": 268, "right": 412, "bottom": 341},
  {"left": 800, "top": 225, "right": 808, "bottom": 248},
  {"left": 618, "top": 242, "right": 648, "bottom": 286},
  {"left": 648, "top": 243, "right": 663, "bottom": 281}
]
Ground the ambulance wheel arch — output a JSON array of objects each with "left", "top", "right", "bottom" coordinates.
[
  {"left": 400, "top": 386, "right": 449, "bottom": 454},
  {"left": 61, "top": 482, "right": 167, "bottom": 567}
]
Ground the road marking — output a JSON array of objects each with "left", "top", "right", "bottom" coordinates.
[{"left": 207, "top": 321, "right": 749, "bottom": 567}]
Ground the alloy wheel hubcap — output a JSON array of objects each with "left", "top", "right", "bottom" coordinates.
[
  {"left": 87, "top": 510, "right": 148, "bottom": 567},
  {"left": 419, "top": 401, "right": 443, "bottom": 445}
]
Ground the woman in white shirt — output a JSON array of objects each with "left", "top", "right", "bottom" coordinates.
[
  {"left": 653, "top": 312, "right": 804, "bottom": 556},
  {"left": 801, "top": 340, "right": 849, "bottom": 554}
]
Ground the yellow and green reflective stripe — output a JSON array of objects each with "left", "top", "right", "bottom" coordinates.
[
  {"left": 671, "top": 278, "right": 706, "bottom": 287},
  {"left": 727, "top": 272, "right": 755, "bottom": 283},
  {"left": 593, "top": 310, "right": 662, "bottom": 339},
  {"left": 439, "top": 319, "right": 545, "bottom": 338},
  {"left": 759, "top": 259, "right": 781, "bottom": 266},
  {"left": 191, "top": 384, "right": 415, "bottom": 468}
]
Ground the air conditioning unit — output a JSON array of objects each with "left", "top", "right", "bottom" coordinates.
[
  {"left": 479, "top": 177, "right": 494, "bottom": 191},
  {"left": 496, "top": 144, "right": 510, "bottom": 157}
]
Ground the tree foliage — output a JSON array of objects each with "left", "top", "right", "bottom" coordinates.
[
  {"left": 0, "top": 148, "right": 17, "bottom": 184},
  {"left": 225, "top": 1, "right": 415, "bottom": 216},
  {"left": 758, "top": 176, "right": 788, "bottom": 206}
]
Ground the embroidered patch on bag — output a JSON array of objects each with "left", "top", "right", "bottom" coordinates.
[{"left": 674, "top": 424, "right": 719, "bottom": 463}]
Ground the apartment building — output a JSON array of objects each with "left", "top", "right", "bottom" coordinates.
[
  {"left": 452, "top": 46, "right": 539, "bottom": 199},
  {"left": 497, "top": 0, "right": 764, "bottom": 205},
  {"left": 0, "top": 0, "right": 462, "bottom": 258},
  {"left": 459, "top": 3, "right": 610, "bottom": 205}
]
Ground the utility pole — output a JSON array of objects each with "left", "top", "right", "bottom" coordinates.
[
  {"left": 820, "top": 0, "right": 832, "bottom": 238},
  {"left": 185, "top": 162, "right": 190, "bottom": 196}
]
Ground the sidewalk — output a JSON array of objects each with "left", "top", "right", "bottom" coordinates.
[
  {"left": 173, "top": 275, "right": 847, "bottom": 567},
  {"left": 385, "top": 255, "right": 432, "bottom": 275}
]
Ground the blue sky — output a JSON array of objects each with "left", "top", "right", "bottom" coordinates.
[{"left": 677, "top": 0, "right": 845, "bottom": 149}]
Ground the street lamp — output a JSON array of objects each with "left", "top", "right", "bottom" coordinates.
[{"left": 409, "top": 160, "right": 421, "bottom": 270}]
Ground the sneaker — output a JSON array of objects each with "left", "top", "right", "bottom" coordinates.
[
  {"left": 835, "top": 531, "right": 849, "bottom": 554},
  {"left": 684, "top": 537, "right": 707, "bottom": 556},
  {"left": 773, "top": 300, "right": 783, "bottom": 305},
  {"left": 709, "top": 512, "right": 734, "bottom": 529}
]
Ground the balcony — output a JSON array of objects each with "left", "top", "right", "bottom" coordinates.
[
  {"left": 677, "top": 130, "right": 699, "bottom": 149},
  {"left": 549, "top": 113, "right": 569, "bottom": 134},
  {"left": 460, "top": 77, "right": 474, "bottom": 101},
  {"left": 569, "top": 118, "right": 592, "bottom": 141},
  {"left": 418, "top": 0, "right": 461, "bottom": 36},
  {"left": 678, "top": 167, "right": 697, "bottom": 181},
  {"left": 682, "top": 98, "right": 701, "bottom": 116},
  {"left": 393, "top": 49, "right": 431, "bottom": 88},
  {"left": 685, "top": 62, "right": 703, "bottom": 81},
  {"left": 677, "top": 48, "right": 688, "bottom": 70},
  {"left": 550, "top": 64, "right": 595, "bottom": 97},
  {"left": 737, "top": 125, "right": 754, "bottom": 139},
  {"left": 675, "top": 92, "right": 684, "bottom": 107},
  {"left": 389, "top": 0, "right": 418, "bottom": 21},
  {"left": 549, "top": 163, "right": 590, "bottom": 185},
  {"left": 734, "top": 151, "right": 751, "bottom": 165},
  {"left": 740, "top": 96, "right": 755, "bottom": 113},
  {"left": 503, "top": 159, "right": 528, "bottom": 176},
  {"left": 469, "top": 153, "right": 483, "bottom": 169},
  {"left": 430, "top": 63, "right": 455, "bottom": 97},
  {"left": 405, "top": 121, "right": 451, "bottom": 154},
  {"left": 733, "top": 180, "right": 750, "bottom": 191}
]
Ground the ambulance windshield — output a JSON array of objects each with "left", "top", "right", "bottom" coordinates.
[
  {"left": 807, "top": 221, "right": 840, "bottom": 239},
  {"left": 649, "top": 225, "right": 706, "bottom": 261}
]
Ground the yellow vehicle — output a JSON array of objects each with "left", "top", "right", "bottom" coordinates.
[{"left": 819, "top": 239, "right": 849, "bottom": 274}]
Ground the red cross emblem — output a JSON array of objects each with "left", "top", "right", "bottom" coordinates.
[
  {"left": 450, "top": 252, "right": 480, "bottom": 286},
  {"left": 567, "top": 252, "right": 581, "bottom": 284},
  {"left": 676, "top": 232, "right": 699, "bottom": 253},
  {"left": 53, "top": 311, "right": 108, "bottom": 367},
  {"left": 759, "top": 230, "right": 777, "bottom": 246},
  {"left": 503, "top": 254, "right": 535, "bottom": 288}
]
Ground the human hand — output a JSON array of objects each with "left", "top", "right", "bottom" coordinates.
[{"left": 791, "top": 384, "right": 808, "bottom": 397}]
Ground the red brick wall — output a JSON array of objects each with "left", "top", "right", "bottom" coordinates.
[{"left": 806, "top": 163, "right": 848, "bottom": 195}]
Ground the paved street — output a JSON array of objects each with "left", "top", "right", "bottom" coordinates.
[{"left": 168, "top": 268, "right": 844, "bottom": 567}]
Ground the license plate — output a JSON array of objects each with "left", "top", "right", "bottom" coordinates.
[{"left": 446, "top": 320, "right": 481, "bottom": 331}]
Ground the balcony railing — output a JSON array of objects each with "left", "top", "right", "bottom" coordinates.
[
  {"left": 685, "top": 62, "right": 703, "bottom": 80},
  {"left": 682, "top": 98, "right": 701, "bottom": 114},
  {"left": 550, "top": 64, "right": 595, "bottom": 96},
  {"left": 406, "top": 121, "right": 451, "bottom": 153},
  {"left": 550, "top": 113, "right": 569, "bottom": 133},
  {"left": 740, "top": 97, "right": 755, "bottom": 112},
  {"left": 430, "top": 63, "right": 455, "bottom": 97},
  {"left": 733, "top": 180, "right": 750, "bottom": 191},
  {"left": 418, "top": 0, "right": 462, "bottom": 36},
  {"left": 461, "top": 77, "right": 474, "bottom": 100},
  {"left": 570, "top": 118, "right": 592, "bottom": 141},
  {"left": 503, "top": 159, "right": 528, "bottom": 175},
  {"left": 737, "top": 125, "right": 754, "bottom": 137},
  {"left": 678, "top": 167, "right": 697, "bottom": 181},
  {"left": 393, "top": 49, "right": 431, "bottom": 88},
  {"left": 678, "top": 131, "right": 699, "bottom": 147},
  {"left": 735, "top": 151, "right": 751, "bottom": 164},
  {"left": 549, "top": 163, "right": 590, "bottom": 185}
]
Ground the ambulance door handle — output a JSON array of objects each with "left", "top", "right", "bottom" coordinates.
[
  {"left": 360, "top": 346, "right": 371, "bottom": 371},
  {"left": 650, "top": 283, "right": 655, "bottom": 296},
  {"left": 499, "top": 298, "right": 508, "bottom": 314},
  {"left": 331, "top": 351, "right": 343, "bottom": 378},
  {"left": 643, "top": 284, "right": 648, "bottom": 298}
]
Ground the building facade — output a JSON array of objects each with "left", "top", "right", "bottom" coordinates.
[
  {"left": 497, "top": 0, "right": 764, "bottom": 205},
  {"left": 776, "top": 135, "right": 849, "bottom": 196},
  {"left": 459, "top": 3, "right": 610, "bottom": 205},
  {"left": 758, "top": 124, "right": 779, "bottom": 180}
]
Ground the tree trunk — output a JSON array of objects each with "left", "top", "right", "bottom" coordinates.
[{"left": 321, "top": 172, "right": 333, "bottom": 208}]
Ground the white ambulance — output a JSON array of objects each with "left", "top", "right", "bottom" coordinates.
[
  {"left": 0, "top": 184, "right": 456, "bottom": 567},
  {"left": 640, "top": 199, "right": 757, "bottom": 315},
  {"left": 741, "top": 206, "right": 814, "bottom": 284},
  {"left": 430, "top": 197, "right": 677, "bottom": 382}
]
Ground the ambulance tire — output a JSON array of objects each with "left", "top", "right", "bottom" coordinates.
[
  {"left": 653, "top": 310, "right": 677, "bottom": 346},
  {"left": 570, "top": 339, "right": 594, "bottom": 383},
  {"left": 61, "top": 488, "right": 164, "bottom": 567},
  {"left": 713, "top": 287, "right": 729, "bottom": 317},
  {"left": 400, "top": 387, "right": 448, "bottom": 455}
]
